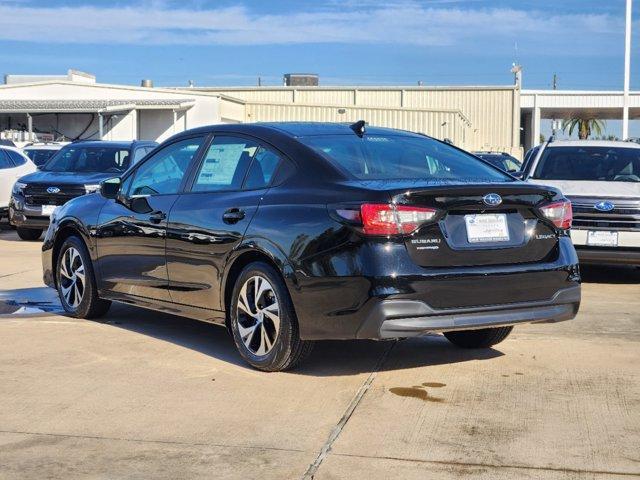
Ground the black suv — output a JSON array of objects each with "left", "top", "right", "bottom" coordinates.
[
  {"left": 10, "top": 140, "right": 157, "bottom": 240},
  {"left": 42, "top": 123, "right": 580, "bottom": 371}
]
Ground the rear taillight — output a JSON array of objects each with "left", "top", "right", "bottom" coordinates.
[
  {"left": 359, "top": 203, "right": 437, "bottom": 235},
  {"left": 540, "top": 200, "right": 572, "bottom": 229}
]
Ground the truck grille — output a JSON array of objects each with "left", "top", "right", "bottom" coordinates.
[
  {"left": 24, "top": 184, "right": 86, "bottom": 206},
  {"left": 569, "top": 196, "right": 640, "bottom": 232}
]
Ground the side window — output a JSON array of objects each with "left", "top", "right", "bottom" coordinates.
[
  {"left": 243, "top": 146, "right": 283, "bottom": 190},
  {"left": 131, "top": 147, "right": 148, "bottom": 165},
  {"left": 192, "top": 136, "right": 259, "bottom": 192},
  {"left": 6, "top": 150, "right": 26, "bottom": 166},
  {"left": 0, "top": 150, "right": 13, "bottom": 169},
  {"left": 129, "top": 137, "right": 204, "bottom": 196}
]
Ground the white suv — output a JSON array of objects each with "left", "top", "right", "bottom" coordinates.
[
  {"left": 0, "top": 146, "right": 36, "bottom": 221},
  {"left": 523, "top": 139, "right": 640, "bottom": 265}
]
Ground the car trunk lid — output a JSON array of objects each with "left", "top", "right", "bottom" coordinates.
[{"left": 385, "top": 182, "right": 561, "bottom": 267}]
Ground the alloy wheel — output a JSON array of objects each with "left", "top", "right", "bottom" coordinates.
[
  {"left": 59, "top": 247, "right": 85, "bottom": 308},
  {"left": 236, "top": 275, "right": 281, "bottom": 357}
]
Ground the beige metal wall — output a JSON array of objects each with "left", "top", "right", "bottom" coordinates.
[
  {"left": 245, "top": 103, "right": 471, "bottom": 148},
  {"left": 195, "top": 86, "right": 521, "bottom": 156}
]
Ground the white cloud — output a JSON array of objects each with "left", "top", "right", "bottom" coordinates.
[{"left": 0, "top": 1, "right": 630, "bottom": 52}]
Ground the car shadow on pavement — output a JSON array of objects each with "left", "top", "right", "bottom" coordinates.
[
  {"left": 297, "top": 335, "right": 504, "bottom": 377},
  {"left": 0, "top": 229, "right": 41, "bottom": 243},
  {"left": 1, "top": 286, "right": 505, "bottom": 376},
  {"left": 102, "top": 306, "right": 505, "bottom": 376},
  {"left": 580, "top": 265, "right": 640, "bottom": 284}
]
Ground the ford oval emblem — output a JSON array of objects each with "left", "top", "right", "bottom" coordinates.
[
  {"left": 483, "top": 193, "right": 502, "bottom": 206},
  {"left": 47, "top": 186, "right": 61, "bottom": 194},
  {"left": 594, "top": 201, "right": 614, "bottom": 212}
]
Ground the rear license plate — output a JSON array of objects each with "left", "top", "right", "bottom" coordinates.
[
  {"left": 587, "top": 230, "right": 618, "bottom": 247},
  {"left": 41, "top": 205, "right": 56, "bottom": 216},
  {"left": 465, "top": 214, "right": 510, "bottom": 243}
]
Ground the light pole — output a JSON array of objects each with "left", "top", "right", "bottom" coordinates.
[{"left": 623, "top": 0, "right": 632, "bottom": 140}]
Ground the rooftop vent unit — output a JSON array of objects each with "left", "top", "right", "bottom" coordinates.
[{"left": 283, "top": 73, "right": 319, "bottom": 87}]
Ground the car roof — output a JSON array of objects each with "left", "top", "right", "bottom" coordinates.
[
  {"left": 68, "top": 140, "right": 157, "bottom": 148},
  {"left": 182, "top": 121, "right": 425, "bottom": 139},
  {"left": 0, "top": 145, "right": 29, "bottom": 156},
  {"left": 257, "top": 122, "right": 422, "bottom": 138},
  {"left": 545, "top": 140, "right": 640, "bottom": 149},
  {"left": 23, "top": 144, "right": 65, "bottom": 150}
]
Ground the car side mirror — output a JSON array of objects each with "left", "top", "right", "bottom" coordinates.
[
  {"left": 100, "top": 177, "right": 121, "bottom": 200},
  {"left": 510, "top": 171, "right": 524, "bottom": 179}
]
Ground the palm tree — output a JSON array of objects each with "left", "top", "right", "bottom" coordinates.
[{"left": 561, "top": 118, "right": 606, "bottom": 140}]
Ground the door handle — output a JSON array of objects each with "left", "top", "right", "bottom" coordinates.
[
  {"left": 149, "top": 211, "right": 166, "bottom": 224},
  {"left": 223, "top": 208, "right": 245, "bottom": 224}
]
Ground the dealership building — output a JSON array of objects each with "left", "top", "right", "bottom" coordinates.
[{"left": 1, "top": 69, "right": 638, "bottom": 158}]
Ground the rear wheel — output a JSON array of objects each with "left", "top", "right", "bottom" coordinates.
[
  {"left": 444, "top": 326, "right": 513, "bottom": 349},
  {"left": 56, "top": 236, "right": 111, "bottom": 319},
  {"left": 230, "top": 262, "right": 313, "bottom": 371},
  {"left": 17, "top": 228, "right": 42, "bottom": 241}
]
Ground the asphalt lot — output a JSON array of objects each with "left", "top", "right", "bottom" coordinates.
[{"left": 0, "top": 227, "right": 638, "bottom": 479}]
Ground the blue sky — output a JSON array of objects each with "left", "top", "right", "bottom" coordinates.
[
  {"left": 1, "top": 0, "right": 639, "bottom": 138},
  {"left": 0, "top": 0, "right": 637, "bottom": 91}
]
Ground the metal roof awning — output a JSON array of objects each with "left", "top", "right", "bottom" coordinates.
[{"left": 0, "top": 99, "right": 196, "bottom": 113}]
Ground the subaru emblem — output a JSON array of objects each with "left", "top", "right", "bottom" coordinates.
[
  {"left": 594, "top": 201, "right": 614, "bottom": 212},
  {"left": 47, "top": 186, "right": 61, "bottom": 194},
  {"left": 483, "top": 193, "right": 502, "bottom": 206}
]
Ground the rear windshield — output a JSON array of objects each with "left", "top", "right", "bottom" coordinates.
[
  {"left": 533, "top": 146, "right": 640, "bottom": 182},
  {"left": 42, "top": 145, "right": 131, "bottom": 173},
  {"left": 24, "top": 149, "right": 58, "bottom": 167},
  {"left": 300, "top": 134, "right": 511, "bottom": 182}
]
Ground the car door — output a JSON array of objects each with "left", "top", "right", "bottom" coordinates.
[
  {"left": 166, "top": 135, "right": 285, "bottom": 312},
  {"left": 95, "top": 135, "right": 206, "bottom": 301}
]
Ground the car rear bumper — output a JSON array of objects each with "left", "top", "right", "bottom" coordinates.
[
  {"left": 356, "top": 286, "right": 580, "bottom": 339},
  {"left": 292, "top": 237, "right": 581, "bottom": 340},
  {"left": 576, "top": 247, "right": 640, "bottom": 265}
]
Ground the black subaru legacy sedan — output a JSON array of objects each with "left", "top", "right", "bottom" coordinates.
[{"left": 42, "top": 122, "right": 581, "bottom": 371}]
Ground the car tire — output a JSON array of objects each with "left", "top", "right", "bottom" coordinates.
[
  {"left": 444, "top": 326, "right": 513, "bottom": 349},
  {"left": 230, "top": 262, "right": 313, "bottom": 371},
  {"left": 17, "top": 228, "right": 42, "bottom": 241},
  {"left": 56, "top": 236, "right": 111, "bottom": 319}
]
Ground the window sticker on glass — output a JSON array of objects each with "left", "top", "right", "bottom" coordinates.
[{"left": 197, "top": 144, "right": 253, "bottom": 186}]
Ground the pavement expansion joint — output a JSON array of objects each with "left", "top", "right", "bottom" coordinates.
[
  {"left": 332, "top": 452, "right": 640, "bottom": 478},
  {"left": 0, "top": 429, "right": 306, "bottom": 454},
  {"left": 300, "top": 341, "right": 397, "bottom": 479}
]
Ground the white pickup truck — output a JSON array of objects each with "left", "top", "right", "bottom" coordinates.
[{"left": 523, "top": 139, "right": 640, "bottom": 265}]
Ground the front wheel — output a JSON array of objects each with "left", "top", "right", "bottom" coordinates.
[
  {"left": 17, "top": 228, "right": 42, "bottom": 241},
  {"left": 56, "top": 236, "right": 111, "bottom": 319},
  {"left": 230, "top": 262, "right": 313, "bottom": 371},
  {"left": 444, "top": 326, "right": 513, "bottom": 349}
]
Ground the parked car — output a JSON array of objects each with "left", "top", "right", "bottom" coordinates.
[
  {"left": 523, "top": 139, "right": 640, "bottom": 265},
  {"left": 10, "top": 140, "right": 157, "bottom": 240},
  {"left": 22, "top": 142, "right": 68, "bottom": 168},
  {"left": 473, "top": 151, "right": 522, "bottom": 173},
  {"left": 1, "top": 146, "right": 37, "bottom": 222},
  {"left": 42, "top": 122, "right": 581, "bottom": 371}
]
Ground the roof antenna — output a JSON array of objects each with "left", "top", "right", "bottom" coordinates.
[{"left": 350, "top": 120, "right": 366, "bottom": 137}]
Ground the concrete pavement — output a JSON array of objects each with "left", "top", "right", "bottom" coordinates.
[{"left": 0, "top": 228, "right": 638, "bottom": 479}]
